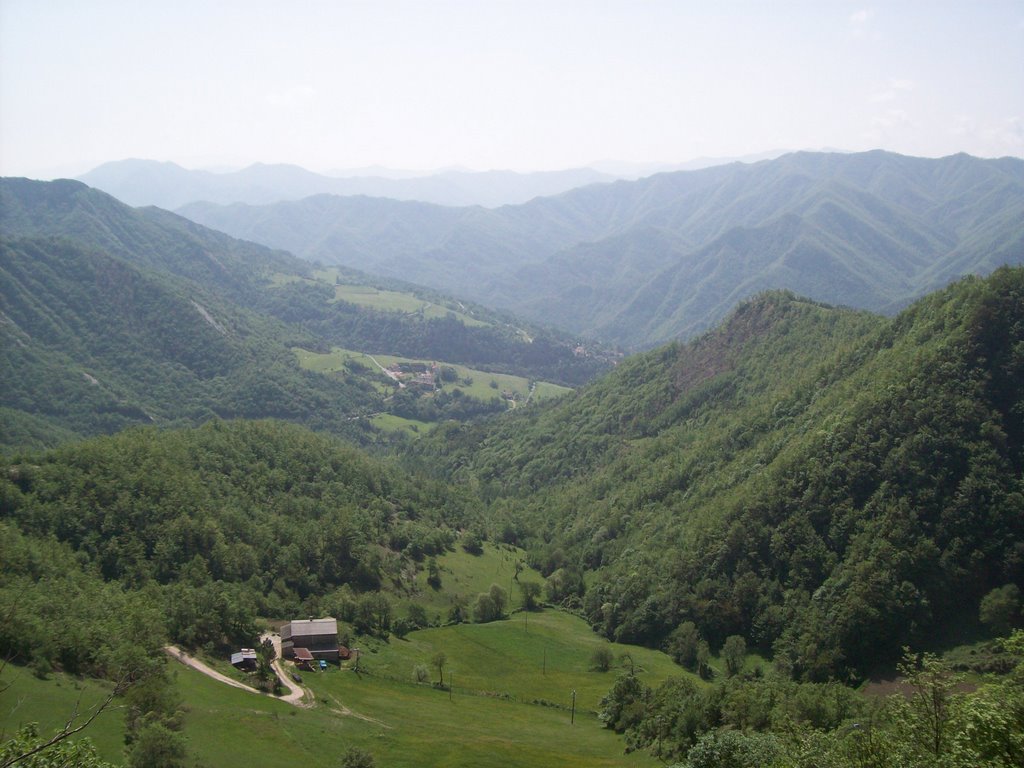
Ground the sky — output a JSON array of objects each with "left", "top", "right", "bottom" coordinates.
[{"left": 1, "top": 0, "right": 1022, "bottom": 178}]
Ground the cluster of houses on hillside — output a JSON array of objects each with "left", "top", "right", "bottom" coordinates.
[{"left": 385, "top": 361, "right": 438, "bottom": 389}]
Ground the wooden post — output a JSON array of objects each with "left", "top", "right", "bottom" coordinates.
[{"left": 571, "top": 689, "right": 576, "bottom": 725}]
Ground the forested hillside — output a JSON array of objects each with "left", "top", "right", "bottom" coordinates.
[
  {"left": 412, "top": 268, "right": 1024, "bottom": 680},
  {"left": 0, "top": 420, "right": 474, "bottom": 672},
  {"left": 2, "top": 274, "right": 1022, "bottom": 768},
  {"left": 0, "top": 234, "right": 378, "bottom": 449},
  {"left": 180, "top": 151, "right": 1024, "bottom": 348},
  {"left": 0, "top": 179, "right": 604, "bottom": 451}
]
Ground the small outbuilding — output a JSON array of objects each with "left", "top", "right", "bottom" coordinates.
[
  {"left": 230, "top": 648, "right": 258, "bottom": 670},
  {"left": 292, "top": 647, "right": 315, "bottom": 670}
]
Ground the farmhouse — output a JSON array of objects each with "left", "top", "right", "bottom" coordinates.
[{"left": 281, "top": 617, "right": 340, "bottom": 661}]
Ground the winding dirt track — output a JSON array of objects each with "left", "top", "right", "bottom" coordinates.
[{"left": 163, "top": 641, "right": 312, "bottom": 708}]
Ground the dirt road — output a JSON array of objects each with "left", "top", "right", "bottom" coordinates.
[
  {"left": 261, "top": 632, "right": 312, "bottom": 706},
  {"left": 367, "top": 355, "right": 405, "bottom": 387},
  {"left": 163, "top": 643, "right": 312, "bottom": 708}
]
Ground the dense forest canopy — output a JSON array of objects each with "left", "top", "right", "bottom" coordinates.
[
  {"left": 0, "top": 420, "right": 475, "bottom": 672},
  {"left": 412, "top": 268, "right": 1024, "bottom": 680}
]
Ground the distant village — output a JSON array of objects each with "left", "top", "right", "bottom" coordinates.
[
  {"left": 385, "top": 361, "right": 439, "bottom": 390},
  {"left": 384, "top": 361, "right": 521, "bottom": 402}
]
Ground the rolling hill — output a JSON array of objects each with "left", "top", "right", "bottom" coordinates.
[
  {"left": 179, "top": 151, "right": 1024, "bottom": 348},
  {"left": 0, "top": 179, "right": 604, "bottom": 451}
]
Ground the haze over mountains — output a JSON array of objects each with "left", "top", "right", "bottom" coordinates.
[
  {"left": 178, "top": 150, "right": 1024, "bottom": 348},
  {"left": 77, "top": 159, "right": 616, "bottom": 209},
  {"left": 75, "top": 152, "right": 795, "bottom": 210}
]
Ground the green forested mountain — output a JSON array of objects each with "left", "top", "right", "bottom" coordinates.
[
  {"left": 411, "top": 268, "right": 1024, "bottom": 679},
  {"left": 0, "top": 178, "right": 306, "bottom": 300},
  {"left": 0, "top": 419, "right": 473, "bottom": 673},
  {"left": 0, "top": 179, "right": 604, "bottom": 450},
  {"left": 180, "top": 151, "right": 1024, "bottom": 348},
  {"left": 2, "top": 270, "right": 1022, "bottom": 768},
  {"left": 0, "top": 233, "right": 378, "bottom": 449},
  {"left": 5, "top": 173, "right": 1020, "bottom": 681}
]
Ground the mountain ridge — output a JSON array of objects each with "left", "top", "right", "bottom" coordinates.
[
  {"left": 415, "top": 268, "right": 1024, "bottom": 678},
  {"left": 76, "top": 159, "right": 615, "bottom": 209},
  {"left": 178, "top": 150, "right": 1024, "bottom": 348}
]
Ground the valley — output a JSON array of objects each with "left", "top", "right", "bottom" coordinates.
[
  {"left": 5, "top": 2, "right": 1024, "bottom": 764},
  {"left": 1, "top": 160, "right": 1022, "bottom": 768}
]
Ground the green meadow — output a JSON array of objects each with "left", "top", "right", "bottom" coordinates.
[
  {"left": 272, "top": 268, "right": 488, "bottom": 327},
  {"left": 0, "top": 670, "right": 126, "bottom": 764},
  {"left": 332, "top": 284, "right": 489, "bottom": 328},
  {"left": 2, "top": 611, "right": 679, "bottom": 767},
  {"left": 388, "top": 542, "right": 544, "bottom": 620},
  {"left": 369, "top": 412, "right": 433, "bottom": 435},
  {"left": 175, "top": 651, "right": 660, "bottom": 768},
  {"left": 1, "top": 541, "right": 683, "bottom": 766},
  {"left": 293, "top": 347, "right": 571, "bottom": 408},
  {"left": 352, "top": 610, "right": 685, "bottom": 713}
]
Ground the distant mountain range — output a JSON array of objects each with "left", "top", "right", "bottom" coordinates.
[
  {"left": 179, "top": 150, "right": 1024, "bottom": 348},
  {"left": 76, "top": 159, "right": 616, "bottom": 209}
]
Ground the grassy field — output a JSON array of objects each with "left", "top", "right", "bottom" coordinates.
[
  {"left": 1, "top": 542, "right": 686, "bottom": 767},
  {"left": 353, "top": 609, "right": 685, "bottom": 713},
  {"left": 272, "top": 269, "right": 490, "bottom": 327},
  {"left": 171, "top": 654, "right": 659, "bottom": 768},
  {"left": 0, "top": 668, "right": 126, "bottom": 764},
  {"left": 369, "top": 412, "right": 433, "bottom": 435},
  {"left": 1, "top": 613, "right": 677, "bottom": 768},
  {"left": 389, "top": 542, "right": 544, "bottom": 621},
  {"left": 332, "top": 284, "right": 489, "bottom": 328}
]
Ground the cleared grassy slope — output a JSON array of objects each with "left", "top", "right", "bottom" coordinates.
[{"left": 0, "top": 611, "right": 681, "bottom": 768}]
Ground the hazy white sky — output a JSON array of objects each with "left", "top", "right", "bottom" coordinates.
[{"left": 1, "top": 0, "right": 1022, "bottom": 178}]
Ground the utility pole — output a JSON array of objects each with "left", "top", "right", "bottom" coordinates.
[
  {"left": 449, "top": 673, "right": 453, "bottom": 702},
  {"left": 571, "top": 689, "right": 576, "bottom": 725},
  {"left": 543, "top": 648, "right": 546, "bottom": 676}
]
